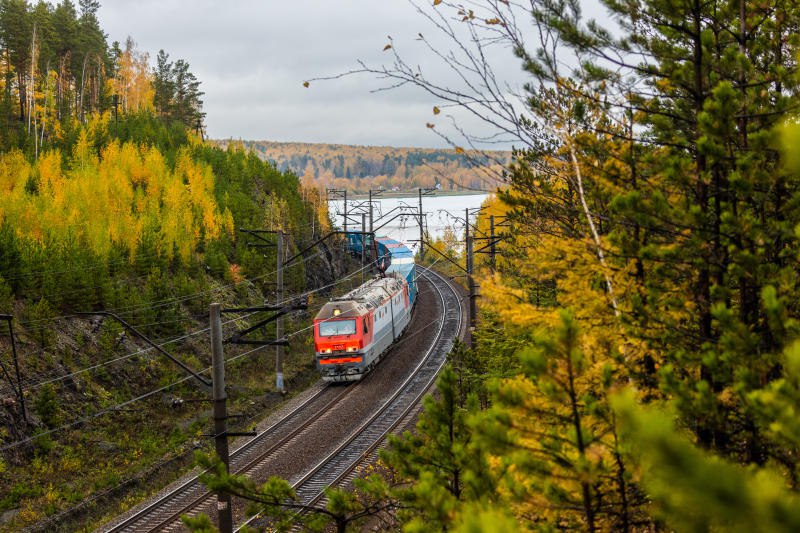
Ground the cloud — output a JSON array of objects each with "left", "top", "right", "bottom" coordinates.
[{"left": 98, "top": 0, "right": 528, "bottom": 148}]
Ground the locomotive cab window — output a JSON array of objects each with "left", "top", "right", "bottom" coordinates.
[
  {"left": 363, "top": 318, "right": 369, "bottom": 334},
  {"left": 319, "top": 319, "right": 356, "bottom": 336}
]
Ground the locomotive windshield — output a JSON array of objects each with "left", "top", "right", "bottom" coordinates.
[{"left": 319, "top": 319, "right": 357, "bottom": 336}]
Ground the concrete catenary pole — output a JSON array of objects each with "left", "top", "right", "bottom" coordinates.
[
  {"left": 418, "top": 188, "right": 425, "bottom": 260},
  {"left": 466, "top": 209, "right": 477, "bottom": 348},
  {"left": 361, "top": 213, "right": 367, "bottom": 283},
  {"left": 342, "top": 190, "right": 348, "bottom": 234},
  {"left": 210, "top": 303, "right": 232, "bottom": 533},
  {"left": 490, "top": 214, "right": 496, "bottom": 272},
  {"left": 276, "top": 230, "right": 285, "bottom": 393}
]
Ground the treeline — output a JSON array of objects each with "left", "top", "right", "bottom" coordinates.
[
  {"left": 432, "top": 0, "right": 800, "bottom": 530},
  {"left": 0, "top": 0, "right": 204, "bottom": 156},
  {"left": 0, "top": 111, "right": 334, "bottom": 528},
  {"left": 195, "top": 0, "right": 800, "bottom": 532},
  {"left": 245, "top": 140, "right": 509, "bottom": 192},
  {"left": 0, "top": 118, "right": 327, "bottom": 318},
  {"left": 0, "top": 3, "right": 337, "bottom": 528}
]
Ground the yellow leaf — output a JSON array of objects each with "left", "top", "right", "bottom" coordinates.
[
  {"left": 383, "top": 44, "right": 392, "bottom": 51},
  {"left": 455, "top": 146, "right": 464, "bottom": 154},
  {"left": 426, "top": 123, "right": 435, "bottom": 129},
  {"left": 485, "top": 18, "right": 501, "bottom": 25},
  {"left": 433, "top": 0, "right": 442, "bottom": 4},
  {"left": 303, "top": 81, "right": 310, "bottom": 88},
  {"left": 433, "top": 106, "right": 440, "bottom": 115}
]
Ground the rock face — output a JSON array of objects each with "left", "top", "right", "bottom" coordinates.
[
  {"left": 0, "top": 508, "right": 19, "bottom": 526},
  {"left": 302, "top": 237, "right": 351, "bottom": 299}
]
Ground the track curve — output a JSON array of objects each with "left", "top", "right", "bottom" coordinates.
[
  {"left": 240, "top": 266, "right": 464, "bottom": 530},
  {"left": 96, "top": 267, "right": 464, "bottom": 532}
]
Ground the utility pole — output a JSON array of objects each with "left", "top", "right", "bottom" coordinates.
[
  {"left": 326, "top": 188, "right": 349, "bottom": 233},
  {"left": 276, "top": 230, "right": 285, "bottom": 393},
  {"left": 361, "top": 213, "right": 367, "bottom": 283},
  {"left": 369, "top": 190, "right": 374, "bottom": 236},
  {"left": 465, "top": 208, "right": 477, "bottom": 348},
  {"left": 0, "top": 315, "right": 25, "bottom": 422},
  {"left": 418, "top": 188, "right": 424, "bottom": 259},
  {"left": 238, "top": 227, "right": 290, "bottom": 393},
  {"left": 210, "top": 303, "right": 233, "bottom": 533},
  {"left": 342, "top": 190, "right": 348, "bottom": 234},
  {"left": 368, "top": 188, "right": 383, "bottom": 236},
  {"left": 417, "top": 187, "right": 436, "bottom": 259},
  {"left": 490, "top": 214, "right": 496, "bottom": 272}
]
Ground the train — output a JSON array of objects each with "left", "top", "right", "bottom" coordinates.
[{"left": 313, "top": 236, "right": 417, "bottom": 382}]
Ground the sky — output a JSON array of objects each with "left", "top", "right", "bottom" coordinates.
[{"left": 96, "top": 0, "right": 531, "bottom": 149}]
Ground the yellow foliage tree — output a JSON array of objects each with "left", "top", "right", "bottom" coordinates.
[
  {"left": 0, "top": 140, "right": 230, "bottom": 263},
  {"left": 110, "top": 37, "right": 155, "bottom": 114}
]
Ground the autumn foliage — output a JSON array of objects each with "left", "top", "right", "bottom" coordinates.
[
  {"left": 246, "top": 140, "right": 508, "bottom": 193},
  {"left": 0, "top": 121, "right": 232, "bottom": 264}
]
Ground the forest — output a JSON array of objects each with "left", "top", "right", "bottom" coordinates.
[
  {"left": 0, "top": 1, "right": 341, "bottom": 529},
  {"left": 194, "top": 0, "right": 800, "bottom": 532},
  {"left": 4, "top": 0, "right": 800, "bottom": 531},
  {"left": 245, "top": 140, "right": 509, "bottom": 193}
]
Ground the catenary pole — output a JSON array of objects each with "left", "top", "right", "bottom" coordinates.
[
  {"left": 418, "top": 188, "right": 424, "bottom": 260},
  {"left": 343, "top": 190, "right": 348, "bottom": 234},
  {"left": 276, "top": 230, "right": 285, "bottom": 393},
  {"left": 210, "top": 303, "right": 232, "bottom": 533},
  {"left": 466, "top": 208, "right": 476, "bottom": 348},
  {"left": 361, "top": 214, "right": 367, "bottom": 283},
  {"left": 490, "top": 214, "right": 496, "bottom": 272}
]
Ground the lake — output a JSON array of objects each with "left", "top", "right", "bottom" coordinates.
[{"left": 328, "top": 192, "right": 490, "bottom": 252}]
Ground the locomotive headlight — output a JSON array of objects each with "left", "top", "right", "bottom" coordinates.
[
  {"left": 333, "top": 308, "right": 341, "bottom": 316},
  {"left": 322, "top": 348, "right": 332, "bottom": 354},
  {"left": 346, "top": 346, "right": 357, "bottom": 352}
]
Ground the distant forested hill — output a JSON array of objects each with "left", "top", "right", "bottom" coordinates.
[{"left": 244, "top": 140, "right": 509, "bottom": 193}]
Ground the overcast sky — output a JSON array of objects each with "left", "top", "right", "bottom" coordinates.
[{"left": 96, "top": 0, "right": 532, "bottom": 149}]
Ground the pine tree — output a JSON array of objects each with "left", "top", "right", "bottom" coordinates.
[
  {"left": 381, "top": 364, "right": 496, "bottom": 531},
  {"left": 0, "top": 0, "right": 32, "bottom": 121},
  {"left": 471, "top": 311, "right": 639, "bottom": 531},
  {"left": 502, "top": 0, "right": 800, "bottom": 459},
  {"left": 171, "top": 58, "right": 204, "bottom": 130},
  {"left": 152, "top": 49, "right": 173, "bottom": 117}
]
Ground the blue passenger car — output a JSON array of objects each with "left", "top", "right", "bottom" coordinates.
[
  {"left": 343, "top": 233, "right": 417, "bottom": 307},
  {"left": 376, "top": 237, "right": 417, "bottom": 307},
  {"left": 346, "top": 232, "right": 369, "bottom": 255}
]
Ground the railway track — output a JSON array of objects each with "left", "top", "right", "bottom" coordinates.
[
  {"left": 241, "top": 266, "right": 463, "bottom": 530},
  {"left": 101, "top": 384, "right": 352, "bottom": 532},
  {"left": 98, "top": 267, "right": 463, "bottom": 532}
]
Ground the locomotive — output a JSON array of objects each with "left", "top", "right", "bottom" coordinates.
[{"left": 313, "top": 236, "right": 417, "bottom": 382}]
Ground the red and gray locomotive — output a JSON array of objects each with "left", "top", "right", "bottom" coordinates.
[{"left": 313, "top": 237, "right": 416, "bottom": 382}]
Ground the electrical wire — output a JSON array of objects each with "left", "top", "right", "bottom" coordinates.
[
  {"left": 11, "top": 247, "right": 328, "bottom": 340},
  {"left": 1, "top": 236, "right": 383, "bottom": 417},
  {"left": 9, "top": 254, "right": 373, "bottom": 393},
  {"left": 0, "top": 249, "right": 171, "bottom": 283},
  {"left": 0, "top": 372, "right": 197, "bottom": 452},
  {"left": 0, "top": 258, "right": 456, "bottom": 453},
  {"left": 15, "top": 313, "right": 240, "bottom": 393}
]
